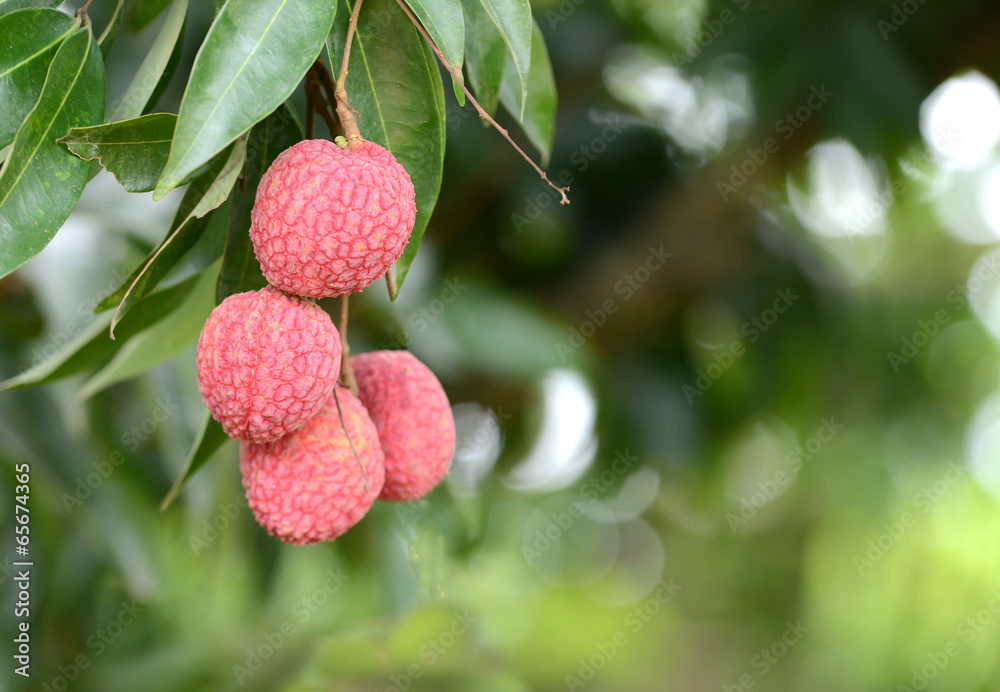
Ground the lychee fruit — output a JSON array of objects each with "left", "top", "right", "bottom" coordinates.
[
  {"left": 240, "top": 388, "right": 385, "bottom": 544},
  {"left": 197, "top": 286, "right": 341, "bottom": 444},
  {"left": 249, "top": 138, "right": 416, "bottom": 298},
  {"left": 351, "top": 350, "right": 455, "bottom": 502}
]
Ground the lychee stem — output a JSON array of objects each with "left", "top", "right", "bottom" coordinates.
[
  {"left": 393, "top": 0, "right": 570, "bottom": 205},
  {"left": 385, "top": 267, "right": 398, "bottom": 301},
  {"left": 337, "top": 294, "right": 360, "bottom": 397},
  {"left": 334, "top": 0, "right": 366, "bottom": 143},
  {"left": 331, "top": 387, "right": 370, "bottom": 492}
]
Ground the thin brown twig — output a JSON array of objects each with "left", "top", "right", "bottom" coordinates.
[
  {"left": 77, "top": 0, "right": 94, "bottom": 21},
  {"left": 334, "top": 0, "right": 366, "bottom": 142},
  {"left": 305, "top": 63, "right": 341, "bottom": 138},
  {"left": 305, "top": 74, "right": 317, "bottom": 139},
  {"left": 311, "top": 61, "right": 344, "bottom": 139},
  {"left": 337, "top": 294, "right": 359, "bottom": 396},
  {"left": 385, "top": 266, "right": 398, "bottom": 301},
  {"left": 393, "top": 0, "right": 569, "bottom": 204},
  {"left": 331, "top": 387, "right": 369, "bottom": 491}
]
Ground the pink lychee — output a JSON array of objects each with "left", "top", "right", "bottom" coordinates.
[
  {"left": 240, "top": 388, "right": 385, "bottom": 544},
  {"left": 249, "top": 139, "right": 416, "bottom": 298},
  {"left": 351, "top": 350, "right": 455, "bottom": 502},
  {"left": 196, "top": 286, "right": 341, "bottom": 444}
]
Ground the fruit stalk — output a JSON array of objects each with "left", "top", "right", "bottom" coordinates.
[
  {"left": 334, "top": 0, "right": 366, "bottom": 143},
  {"left": 338, "top": 294, "right": 359, "bottom": 396},
  {"left": 385, "top": 266, "right": 398, "bottom": 301}
]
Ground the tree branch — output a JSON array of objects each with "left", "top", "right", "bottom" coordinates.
[{"left": 393, "top": 0, "right": 569, "bottom": 204}]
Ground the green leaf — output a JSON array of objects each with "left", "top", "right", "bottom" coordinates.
[
  {"left": 0, "top": 8, "right": 80, "bottom": 150},
  {"left": 125, "top": 0, "right": 172, "bottom": 32},
  {"left": 0, "top": 26, "right": 105, "bottom": 281},
  {"left": 160, "top": 412, "right": 231, "bottom": 511},
  {"left": 403, "top": 0, "right": 465, "bottom": 101},
  {"left": 217, "top": 104, "right": 302, "bottom": 303},
  {"left": 500, "top": 22, "right": 556, "bottom": 165},
  {"left": 0, "top": 274, "right": 197, "bottom": 392},
  {"left": 0, "top": 0, "right": 60, "bottom": 15},
  {"left": 98, "top": 0, "right": 126, "bottom": 59},
  {"left": 109, "top": 0, "right": 187, "bottom": 123},
  {"left": 153, "top": 0, "right": 336, "bottom": 200},
  {"left": 330, "top": 0, "right": 446, "bottom": 292},
  {"left": 462, "top": 0, "right": 530, "bottom": 118},
  {"left": 96, "top": 136, "right": 247, "bottom": 313},
  {"left": 460, "top": 0, "right": 503, "bottom": 115},
  {"left": 60, "top": 113, "right": 177, "bottom": 193},
  {"left": 80, "top": 260, "right": 222, "bottom": 398}
]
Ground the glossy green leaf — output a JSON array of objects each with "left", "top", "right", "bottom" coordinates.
[
  {"left": 403, "top": 0, "right": 465, "bottom": 102},
  {"left": 330, "top": 0, "right": 446, "bottom": 292},
  {"left": 0, "top": 26, "right": 105, "bottom": 281},
  {"left": 60, "top": 113, "right": 176, "bottom": 192},
  {"left": 110, "top": 0, "right": 187, "bottom": 122},
  {"left": 500, "top": 22, "right": 556, "bottom": 165},
  {"left": 460, "top": 0, "right": 503, "bottom": 115},
  {"left": 462, "top": 0, "right": 530, "bottom": 119},
  {"left": 160, "top": 412, "right": 231, "bottom": 511},
  {"left": 0, "top": 8, "right": 80, "bottom": 150},
  {"left": 0, "top": 0, "right": 60, "bottom": 15},
  {"left": 0, "top": 274, "right": 197, "bottom": 392},
  {"left": 217, "top": 104, "right": 302, "bottom": 303},
  {"left": 96, "top": 136, "right": 246, "bottom": 312},
  {"left": 125, "top": 0, "right": 172, "bottom": 32},
  {"left": 98, "top": 0, "right": 126, "bottom": 59},
  {"left": 154, "top": 0, "right": 336, "bottom": 200},
  {"left": 81, "top": 260, "right": 221, "bottom": 398}
]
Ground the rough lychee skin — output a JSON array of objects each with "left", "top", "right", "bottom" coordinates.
[
  {"left": 197, "top": 286, "right": 341, "bottom": 444},
  {"left": 240, "top": 388, "right": 385, "bottom": 545},
  {"left": 249, "top": 139, "right": 416, "bottom": 298},
  {"left": 351, "top": 351, "right": 455, "bottom": 502}
]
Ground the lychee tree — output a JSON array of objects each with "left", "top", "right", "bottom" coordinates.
[{"left": 0, "top": 0, "right": 564, "bottom": 506}]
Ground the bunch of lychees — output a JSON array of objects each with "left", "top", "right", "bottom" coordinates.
[{"left": 196, "top": 138, "right": 454, "bottom": 545}]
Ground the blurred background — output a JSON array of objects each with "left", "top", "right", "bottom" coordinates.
[{"left": 5, "top": 0, "right": 1000, "bottom": 690}]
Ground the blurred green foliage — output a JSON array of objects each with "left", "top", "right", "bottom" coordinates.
[{"left": 5, "top": 0, "right": 1000, "bottom": 691}]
